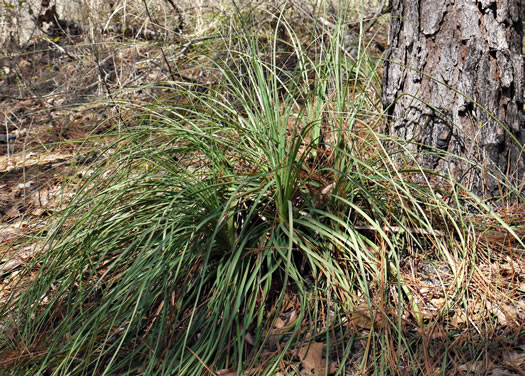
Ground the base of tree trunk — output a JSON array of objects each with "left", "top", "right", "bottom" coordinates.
[{"left": 381, "top": 0, "right": 524, "bottom": 198}]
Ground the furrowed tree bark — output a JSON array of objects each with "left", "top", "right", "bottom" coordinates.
[{"left": 381, "top": 0, "right": 524, "bottom": 198}]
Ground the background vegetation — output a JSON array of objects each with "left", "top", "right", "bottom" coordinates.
[{"left": 0, "top": 1, "right": 523, "bottom": 375}]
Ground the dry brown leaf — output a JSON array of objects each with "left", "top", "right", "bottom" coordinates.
[
  {"left": 487, "top": 368, "right": 519, "bottom": 376},
  {"left": 16, "top": 180, "right": 35, "bottom": 190},
  {"left": 517, "top": 300, "right": 525, "bottom": 320},
  {"left": 32, "top": 208, "right": 47, "bottom": 217},
  {"left": 494, "top": 309, "right": 507, "bottom": 325},
  {"left": 0, "top": 248, "right": 35, "bottom": 277},
  {"left": 295, "top": 342, "right": 338, "bottom": 375},
  {"left": 215, "top": 370, "right": 238, "bottom": 376},
  {"left": 6, "top": 206, "right": 20, "bottom": 219},
  {"left": 428, "top": 324, "right": 447, "bottom": 340},
  {"left": 297, "top": 342, "right": 324, "bottom": 376},
  {"left": 450, "top": 309, "right": 468, "bottom": 327},
  {"left": 349, "top": 302, "right": 373, "bottom": 329},
  {"left": 273, "top": 293, "right": 300, "bottom": 330},
  {"left": 244, "top": 332, "right": 255, "bottom": 346},
  {"left": 274, "top": 316, "right": 286, "bottom": 329},
  {"left": 502, "top": 348, "right": 525, "bottom": 368},
  {"left": 274, "top": 308, "right": 298, "bottom": 329},
  {"left": 430, "top": 298, "right": 446, "bottom": 310},
  {"left": 457, "top": 360, "right": 484, "bottom": 373},
  {"left": 499, "top": 303, "right": 519, "bottom": 324},
  {"left": 486, "top": 301, "right": 510, "bottom": 326}
]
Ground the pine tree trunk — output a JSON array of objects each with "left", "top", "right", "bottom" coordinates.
[{"left": 381, "top": 0, "right": 524, "bottom": 197}]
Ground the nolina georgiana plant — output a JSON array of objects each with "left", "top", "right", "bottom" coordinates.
[{"left": 0, "top": 8, "right": 522, "bottom": 376}]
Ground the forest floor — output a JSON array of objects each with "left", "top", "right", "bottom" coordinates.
[{"left": 0, "top": 2, "right": 524, "bottom": 375}]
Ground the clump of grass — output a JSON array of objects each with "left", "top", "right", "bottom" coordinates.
[{"left": 1, "top": 4, "right": 523, "bottom": 376}]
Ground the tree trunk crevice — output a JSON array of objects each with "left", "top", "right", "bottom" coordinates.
[{"left": 382, "top": 0, "right": 524, "bottom": 197}]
